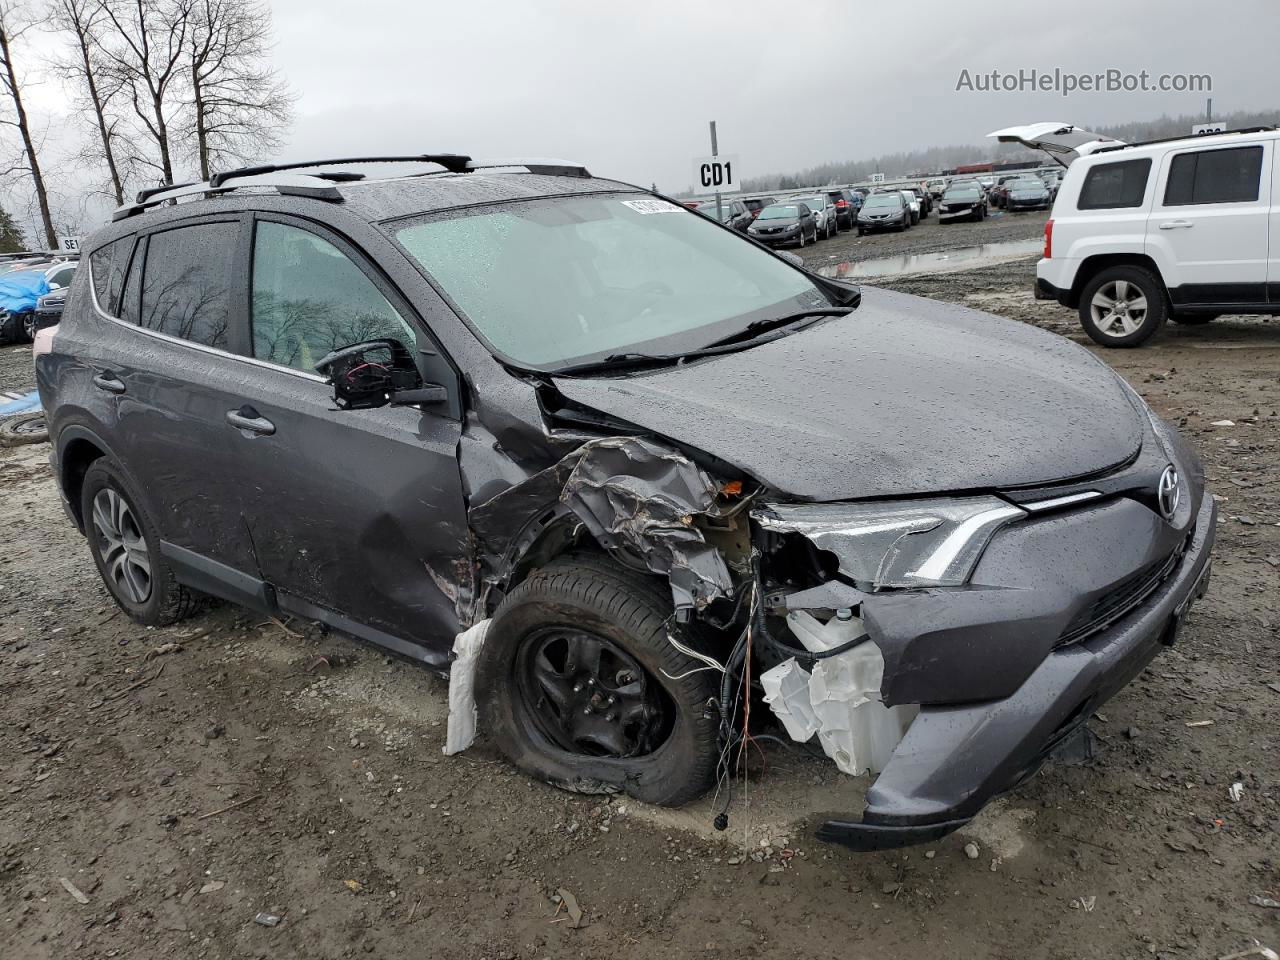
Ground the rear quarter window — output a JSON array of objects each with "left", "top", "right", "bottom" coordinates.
[
  {"left": 1076, "top": 158, "right": 1151, "bottom": 210},
  {"left": 88, "top": 238, "right": 134, "bottom": 315},
  {"left": 1164, "top": 145, "right": 1264, "bottom": 205}
]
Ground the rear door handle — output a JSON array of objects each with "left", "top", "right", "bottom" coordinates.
[
  {"left": 225, "top": 406, "right": 275, "bottom": 436},
  {"left": 92, "top": 372, "right": 126, "bottom": 394},
  {"left": 1158, "top": 220, "right": 1194, "bottom": 230}
]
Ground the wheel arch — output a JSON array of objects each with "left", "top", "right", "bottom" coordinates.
[
  {"left": 1068, "top": 253, "right": 1168, "bottom": 308},
  {"left": 56, "top": 425, "right": 151, "bottom": 534}
]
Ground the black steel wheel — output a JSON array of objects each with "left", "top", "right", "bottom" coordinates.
[
  {"left": 515, "top": 627, "right": 673, "bottom": 759},
  {"left": 476, "top": 555, "right": 719, "bottom": 806}
]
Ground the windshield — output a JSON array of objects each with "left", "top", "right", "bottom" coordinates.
[
  {"left": 695, "top": 202, "right": 730, "bottom": 219},
  {"left": 758, "top": 204, "right": 799, "bottom": 219},
  {"left": 1011, "top": 180, "right": 1044, "bottom": 191},
  {"left": 864, "top": 194, "right": 901, "bottom": 208},
  {"left": 943, "top": 188, "right": 979, "bottom": 200},
  {"left": 393, "top": 194, "right": 828, "bottom": 369}
]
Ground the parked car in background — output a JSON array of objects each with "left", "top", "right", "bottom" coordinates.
[
  {"left": 32, "top": 287, "right": 69, "bottom": 337},
  {"left": 857, "top": 191, "right": 909, "bottom": 233},
  {"left": 926, "top": 178, "right": 948, "bottom": 199},
  {"left": 905, "top": 185, "right": 931, "bottom": 216},
  {"left": 792, "top": 194, "right": 839, "bottom": 238},
  {"left": 988, "top": 175, "right": 1023, "bottom": 209},
  {"left": 938, "top": 183, "right": 988, "bottom": 223},
  {"left": 1004, "top": 178, "right": 1051, "bottom": 211},
  {"left": 894, "top": 189, "right": 920, "bottom": 224},
  {"left": 999, "top": 123, "right": 1280, "bottom": 346},
  {"left": 825, "top": 189, "right": 861, "bottom": 230},
  {"left": 0, "top": 259, "right": 77, "bottom": 344},
  {"left": 695, "top": 198, "right": 753, "bottom": 231},
  {"left": 747, "top": 201, "right": 818, "bottom": 246},
  {"left": 742, "top": 196, "right": 777, "bottom": 219}
]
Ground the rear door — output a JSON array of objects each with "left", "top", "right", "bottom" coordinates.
[
  {"left": 1148, "top": 141, "right": 1272, "bottom": 305},
  {"left": 105, "top": 216, "right": 264, "bottom": 599},
  {"left": 224, "top": 214, "right": 469, "bottom": 661}
]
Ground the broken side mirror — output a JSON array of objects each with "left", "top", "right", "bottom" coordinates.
[{"left": 314, "top": 338, "right": 447, "bottom": 410}]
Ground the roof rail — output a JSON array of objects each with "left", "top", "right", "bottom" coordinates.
[
  {"left": 112, "top": 172, "right": 347, "bottom": 221},
  {"left": 113, "top": 154, "right": 595, "bottom": 221},
  {"left": 1092, "top": 125, "right": 1279, "bottom": 154}
]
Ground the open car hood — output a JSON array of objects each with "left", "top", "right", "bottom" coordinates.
[
  {"left": 987, "top": 122, "right": 1123, "bottom": 166},
  {"left": 551, "top": 288, "right": 1144, "bottom": 502}
]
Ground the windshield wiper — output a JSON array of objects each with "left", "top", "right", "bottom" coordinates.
[
  {"left": 699, "top": 307, "right": 853, "bottom": 349},
  {"left": 550, "top": 308, "right": 853, "bottom": 377}
]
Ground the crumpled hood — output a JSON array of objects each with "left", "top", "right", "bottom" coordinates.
[{"left": 552, "top": 288, "right": 1144, "bottom": 502}]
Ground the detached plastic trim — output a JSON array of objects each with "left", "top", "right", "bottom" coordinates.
[{"left": 815, "top": 816, "right": 970, "bottom": 851}]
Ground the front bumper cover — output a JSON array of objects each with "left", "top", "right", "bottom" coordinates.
[{"left": 816, "top": 493, "right": 1215, "bottom": 851}]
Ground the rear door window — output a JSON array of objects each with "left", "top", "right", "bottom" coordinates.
[
  {"left": 250, "top": 220, "right": 417, "bottom": 373},
  {"left": 1164, "top": 145, "right": 1264, "bottom": 205},
  {"left": 136, "top": 222, "right": 238, "bottom": 350},
  {"left": 88, "top": 238, "right": 134, "bottom": 315}
]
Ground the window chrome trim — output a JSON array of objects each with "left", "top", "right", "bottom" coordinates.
[{"left": 87, "top": 271, "right": 327, "bottom": 384}]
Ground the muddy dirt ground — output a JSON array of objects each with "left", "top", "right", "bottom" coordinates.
[{"left": 1, "top": 212, "right": 1277, "bottom": 960}]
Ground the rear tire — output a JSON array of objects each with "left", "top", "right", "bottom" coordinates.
[
  {"left": 80, "top": 459, "right": 203, "bottom": 626},
  {"left": 1078, "top": 265, "right": 1167, "bottom": 348},
  {"left": 475, "top": 556, "right": 719, "bottom": 807}
]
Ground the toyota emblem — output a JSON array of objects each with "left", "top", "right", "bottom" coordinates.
[{"left": 1157, "top": 465, "right": 1180, "bottom": 520}]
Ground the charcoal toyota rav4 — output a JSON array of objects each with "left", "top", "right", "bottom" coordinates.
[{"left": 36, "top": 155, "right": 1215, "bottom": 851}]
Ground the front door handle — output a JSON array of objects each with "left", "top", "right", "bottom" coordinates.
[
  {"left": 92, "top": 371, "right": 126, "bottom": 394},
  {"left": 225, "top": 406, "right": 275, "bottom": 436},
  {"left": 1158, "top": 220, "right": 1194, "bottom": 230}
]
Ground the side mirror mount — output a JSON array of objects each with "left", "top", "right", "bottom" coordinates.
[
  {"left": 314, "top": 338, "right": 447, "bottom": 410},
  {"left": 777, "top": 251, "right": 804, "bottom": 268}
]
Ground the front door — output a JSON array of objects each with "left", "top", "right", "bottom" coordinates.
[{"left": 223, "top": 216, "right": 470, "bottom": 663}]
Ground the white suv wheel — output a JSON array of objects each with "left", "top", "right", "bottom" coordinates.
[{"left": 1090, "top": 279, "right": 1147, "bottom": 338}]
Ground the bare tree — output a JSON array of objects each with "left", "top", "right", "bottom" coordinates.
[
  {"left": 96, "top": 0, "right": 191, "bottom": 185},
  {"left": 50, "top": 0, "right": 126, "bottom": 204},
  {"left": 185, "top": 0, "right": 291, "bottom": 180},
  {"left": 0, "top": 3, "right": 56, "bottom": 248}
]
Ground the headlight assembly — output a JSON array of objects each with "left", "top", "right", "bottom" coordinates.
[{"left": 754, "top": 497, "right": 1025, "bottom": 590}]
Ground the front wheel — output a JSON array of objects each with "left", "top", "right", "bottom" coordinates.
[
  {"left": 475, "top": 557, "right": 719, "bottom": 806},
  {"left": 1078, "top": 266, "right": 1167, "bottom": 347}
]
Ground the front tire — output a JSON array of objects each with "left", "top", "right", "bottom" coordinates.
[
  {"left": 1078, "top": 266, "right": 1167, "bottom": 348},
  {"left": 80, "top": 459, "right": 203, "bottom": 626},
  {"left": 475, "top": 556, "right": 719, "bottom": 807}
]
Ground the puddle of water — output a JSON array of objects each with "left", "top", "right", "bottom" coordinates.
[{"left": 816, "top": 238, "right": 1043, "bottom": 280}]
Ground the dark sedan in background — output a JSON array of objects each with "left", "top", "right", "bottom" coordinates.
[
  {"left": 746, "top": 202, "right": 818, "bottom": 247},
  {"left": 938, "top": 184, "right": 987, "bottom": 223},
  {"left": 1005, "top": 178, "right": 1051, "bottom": 211},
  {"left": 825, "top": 188, "right": 862, "bottom": 230},
  {"left": 857, "top": 192, "right": 909, "bottom": 234}
]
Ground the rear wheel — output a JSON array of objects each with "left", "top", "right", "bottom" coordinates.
[
  {"left": 80, "top": 459, "right": 203, "bottom": 626},
  {"left": 475, "top": 556, "right": 719, "bottom": 806},
  {"left": 22, "top": 313, "right": 37, "bottom": 341},
  {"left": 1078, "top": 266, "right": 1167, "bottom": 348}
]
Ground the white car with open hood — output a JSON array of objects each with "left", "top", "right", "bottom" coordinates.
[{"left": 990, "top": 122, "right": 1280, "bottom": 347}]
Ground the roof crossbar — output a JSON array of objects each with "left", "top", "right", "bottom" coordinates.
[{"left": 207, "top": 154, "right": 474, "bottom": 188}]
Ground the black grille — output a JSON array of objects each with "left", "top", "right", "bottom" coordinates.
[{"left": 1054, "top": 538, "right": 1187, "bottom": 649}]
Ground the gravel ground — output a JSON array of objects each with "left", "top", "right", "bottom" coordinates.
[{"left": 1, "top": 216, "right": 1277, "bottom": 960}]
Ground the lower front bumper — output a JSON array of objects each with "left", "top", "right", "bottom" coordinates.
[{"left": 818, "top": 494, "right": 1216, "bottom": 851}]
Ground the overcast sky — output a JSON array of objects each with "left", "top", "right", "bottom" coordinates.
[{"left": 13, "top": 0, "right": 1279, "bottom": 233}]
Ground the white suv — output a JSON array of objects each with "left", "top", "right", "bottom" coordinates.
[{"left": 991, "top": 123, "right": 1279, "bottom": 347}]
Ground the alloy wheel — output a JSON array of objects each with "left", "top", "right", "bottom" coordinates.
[
  {"left": 1090, "top": 279, "right": 1149, "bottom": 338},
  {"left": 91, "top": 488, "right": 152, "bottom": 604},
  {"left": 516, "top": 627, "right": 671, "bottom": 758},
  {"left": 22, "top": 314, "right": 36, "bottom": 341}
]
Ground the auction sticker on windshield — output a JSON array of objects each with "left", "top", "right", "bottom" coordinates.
[{"left": 621, "top": 199, "right": 682, "bottom": 214}]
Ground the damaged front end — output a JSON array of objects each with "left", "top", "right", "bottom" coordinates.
[{"left": 458, "top": 413, "right": 1215, "bottom": 853}]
